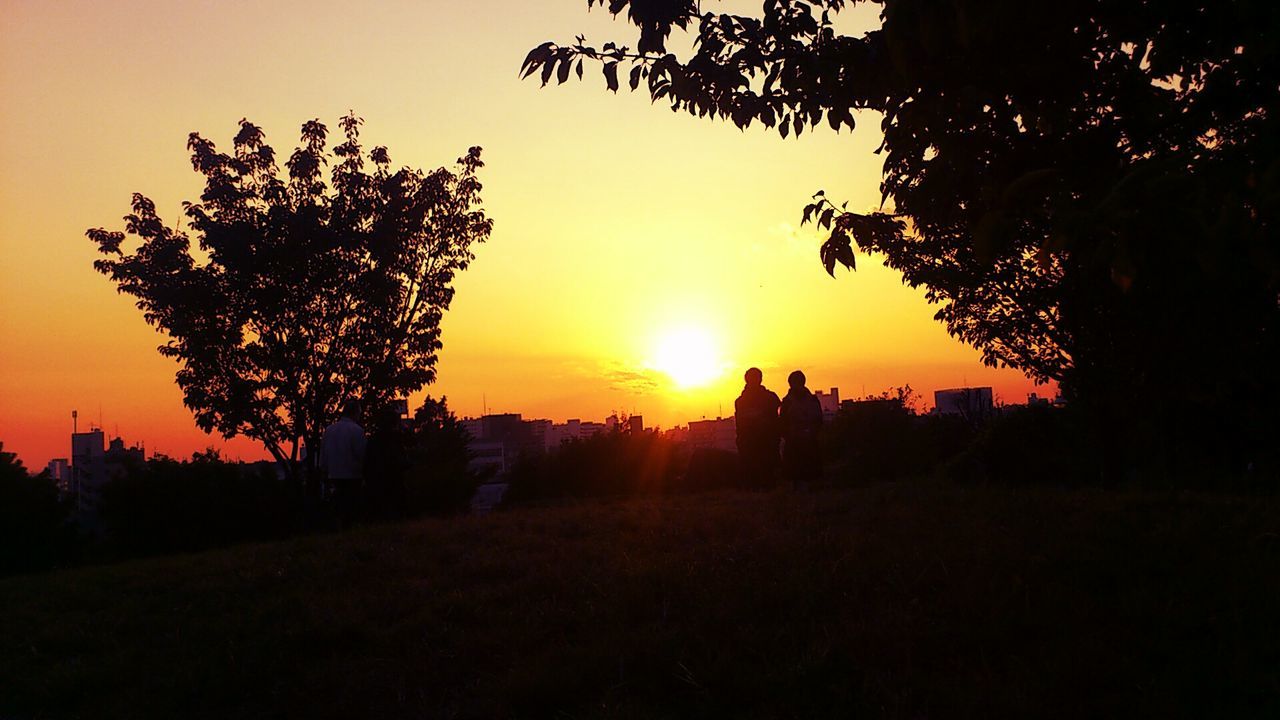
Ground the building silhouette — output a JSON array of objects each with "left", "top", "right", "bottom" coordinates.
[
  {"left": 45, "top": 458, "right": 70, "bottom": 491},
  {"left": 462, "top": 413, "right": 618, "bottom": 475},
  {"left": 814, "top": 387, "right": 841, "bottom": 422},
  {"left": 68, "top": 429, "right": 145, "bottom": 515},
  {"left": 70, "top": 429, "right": 106, "bottom": 512},
  {"left": 933, "top": 387, "right": 995, "bottom": 420},
  {"left": 688, "top": 417, "right": 736, "bottom": 452}
]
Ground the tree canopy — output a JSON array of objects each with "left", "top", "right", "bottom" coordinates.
[
  {"left": 89, "top": 114, "right": 492, "bottom": 473},
  {"left": 0, "top": 442, "right": 74, "bottom": 575},
  {"left": 525, "top": 0, "right": 1280, "bottom": 475}
]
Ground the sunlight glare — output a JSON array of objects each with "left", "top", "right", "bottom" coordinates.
[{"left": 652, "top": 326, "right": 726, "bottom": 389}]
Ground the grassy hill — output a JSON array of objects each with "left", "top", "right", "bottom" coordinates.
[{"left": 2, "top": 483, "right": 1278, "bottom": 718}]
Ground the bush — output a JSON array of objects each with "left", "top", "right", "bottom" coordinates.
[
  {"left": 949, "top": 404, "right": 1280, "bottom": 491},
  {"left": 824, "top": 398, "right": 973, "bottom": 484},
  {"left": 505, "top": 431, "right": 688, "bottom": 505},
  {"left": 683, "top": 447, "right": 741, "bottom": 493},
  {"left": 944, "top": 405, "right": 1100, "bottom": 486},
  {"left": 100, "top": 450, "right": 301, "bottom": 556}
]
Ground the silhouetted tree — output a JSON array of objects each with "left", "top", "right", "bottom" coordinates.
[
  {"left": 0, "top": 443, "right": 77, "bottom": 575},
  {"left": 89, "top": 114, "right": 493, "bottom": 479},
  {"left": 526, "top": 1, "right": 1280, "bottom": 480},
  {"left": 401, "top": 396, "right": 478, "bottom": 516}
]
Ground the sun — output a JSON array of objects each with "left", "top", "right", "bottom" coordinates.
[{"left": 651, "top": 326, "right": 726, "bottom": 389}]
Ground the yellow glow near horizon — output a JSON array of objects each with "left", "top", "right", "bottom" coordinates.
[{"left": 651, "top": 326, "right": 727, "bottom": 389}]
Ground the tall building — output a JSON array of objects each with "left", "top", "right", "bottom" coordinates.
[
  {"left": 546, "top": 418, "right": 615, "bottom": 447},
  {"left": 814, "top": 387, "right": 841, "bottom": 421},
  {"left": 461, "top": 417, "right": 484, "bottom": 442},
  {"left": 70, "top": 429, "right": 106, "bottom": 513},
  {"left": 524, "top": 419, "right": 552, "bottom": 451},
  {"left": 662, "top": 426, "right": 690, "bottom": 444},
  {"left": 578, "top": 421, "right": 607, "bottom": 437},
  {"left": 688, "top": 417, "right": 736, "bottom": 452},
  {"left": 69, "top": 431, "right": 145, "bottom": 513},
  {"left": 467, "top": 441, "right": 507, "bottom": 476},
  {"left": 933, "top": 387, "right": 994, "bottom": 420},
  {"left": 545, "top": 419, "right": 581, "bottom": 448},
  {"left": 105, "top": 436, "right": 145, "bottom": 480},
  {"left": 461, "top": 413, "right": 570, "bottom": 473},
  {"left": 479, "top": 414, "right": 524, "bottom": 446},
  {"left": 45, "top": 458, "right": 70, "bottom": 492}
]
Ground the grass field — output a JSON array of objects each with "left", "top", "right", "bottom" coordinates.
[{"left": 2, "top": 483, "right": 1278, "bottom": 718}]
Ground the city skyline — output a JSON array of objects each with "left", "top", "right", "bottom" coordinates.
[{"left": 30, "top": 380, "right": 1037, "bottom": 472}]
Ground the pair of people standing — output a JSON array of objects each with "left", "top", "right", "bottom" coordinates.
[{"left": 734, "top": 367, "right": 823, "bottom": 490}]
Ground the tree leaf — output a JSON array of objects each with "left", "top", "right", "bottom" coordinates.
[
  {"left": 604, "top": 62, "right": 620, "bottom": 92},
  {"left": 519, "top": 42, "right": 553, "bottom": 79},
  {"left": 820, "top": 231, "right": 856, "bottom": 276}
]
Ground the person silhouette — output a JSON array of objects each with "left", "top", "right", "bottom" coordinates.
[
  {"left": 319, "top": 399, "right": 367, "bottom": 529},
  {"left": 780, "top": 370, "right": 823, "bottom": 491},
  {"left": 734, "top": 367, "right": 781, "bottom": 490}
]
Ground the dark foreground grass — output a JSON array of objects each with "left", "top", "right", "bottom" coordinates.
[{"left": 2, "top": 483, "right": 1279, "bottom": 719}]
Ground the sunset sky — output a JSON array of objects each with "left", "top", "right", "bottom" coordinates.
[{"left": 0, "top": 0, "right": 1049, "bottom": 469}]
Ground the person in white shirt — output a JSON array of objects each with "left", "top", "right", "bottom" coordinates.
[{"left": 319, "top": 399, "right": 367, "bottom": 528}]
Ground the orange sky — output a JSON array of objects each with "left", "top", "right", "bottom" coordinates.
[{"left": 0, "top": 0, "right": 1050, "bottom": 469}]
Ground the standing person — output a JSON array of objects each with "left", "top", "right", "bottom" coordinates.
[
  {"left": 780, "top": 370, "right": 824, "bottom": 491},
  {"left": 735, "top": 367, "right": 781, "bottom": 490},
  {"left": 319, "top": 399, "right": 367, "bottom": 530}
]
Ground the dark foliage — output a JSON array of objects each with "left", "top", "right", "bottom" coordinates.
[
  {"left": 951, "top": 403, "right": 1278, "bottom": 491},
  {"left": 88, "top": 114, "right": 492, "bottom": 478},
  {"left": 824, "top": 390, "right": 973, "bottom": 483},
  {"left": 947, "top": 405, "right": 1100, "bottom": 486},
  {"left": 683, "top": 446, "right": 742, "bottom": 493},
  {"left": 99, "top": 450, "right": 301, "bottom": 557},
  {"left": 505, "top": 430, "right": 687, "bottom": 504},
  {"left": 7, "top": 399, "right": 479, "bottom": 566},
  {"left": 526, "top": 1, "right": 1280, "bottom": 482},
  {"left": 0, "top": 443, "right": 78, "bottom": 576},
  {"left": 401, "top": 396, "right": 480, "bottom": 516}
]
